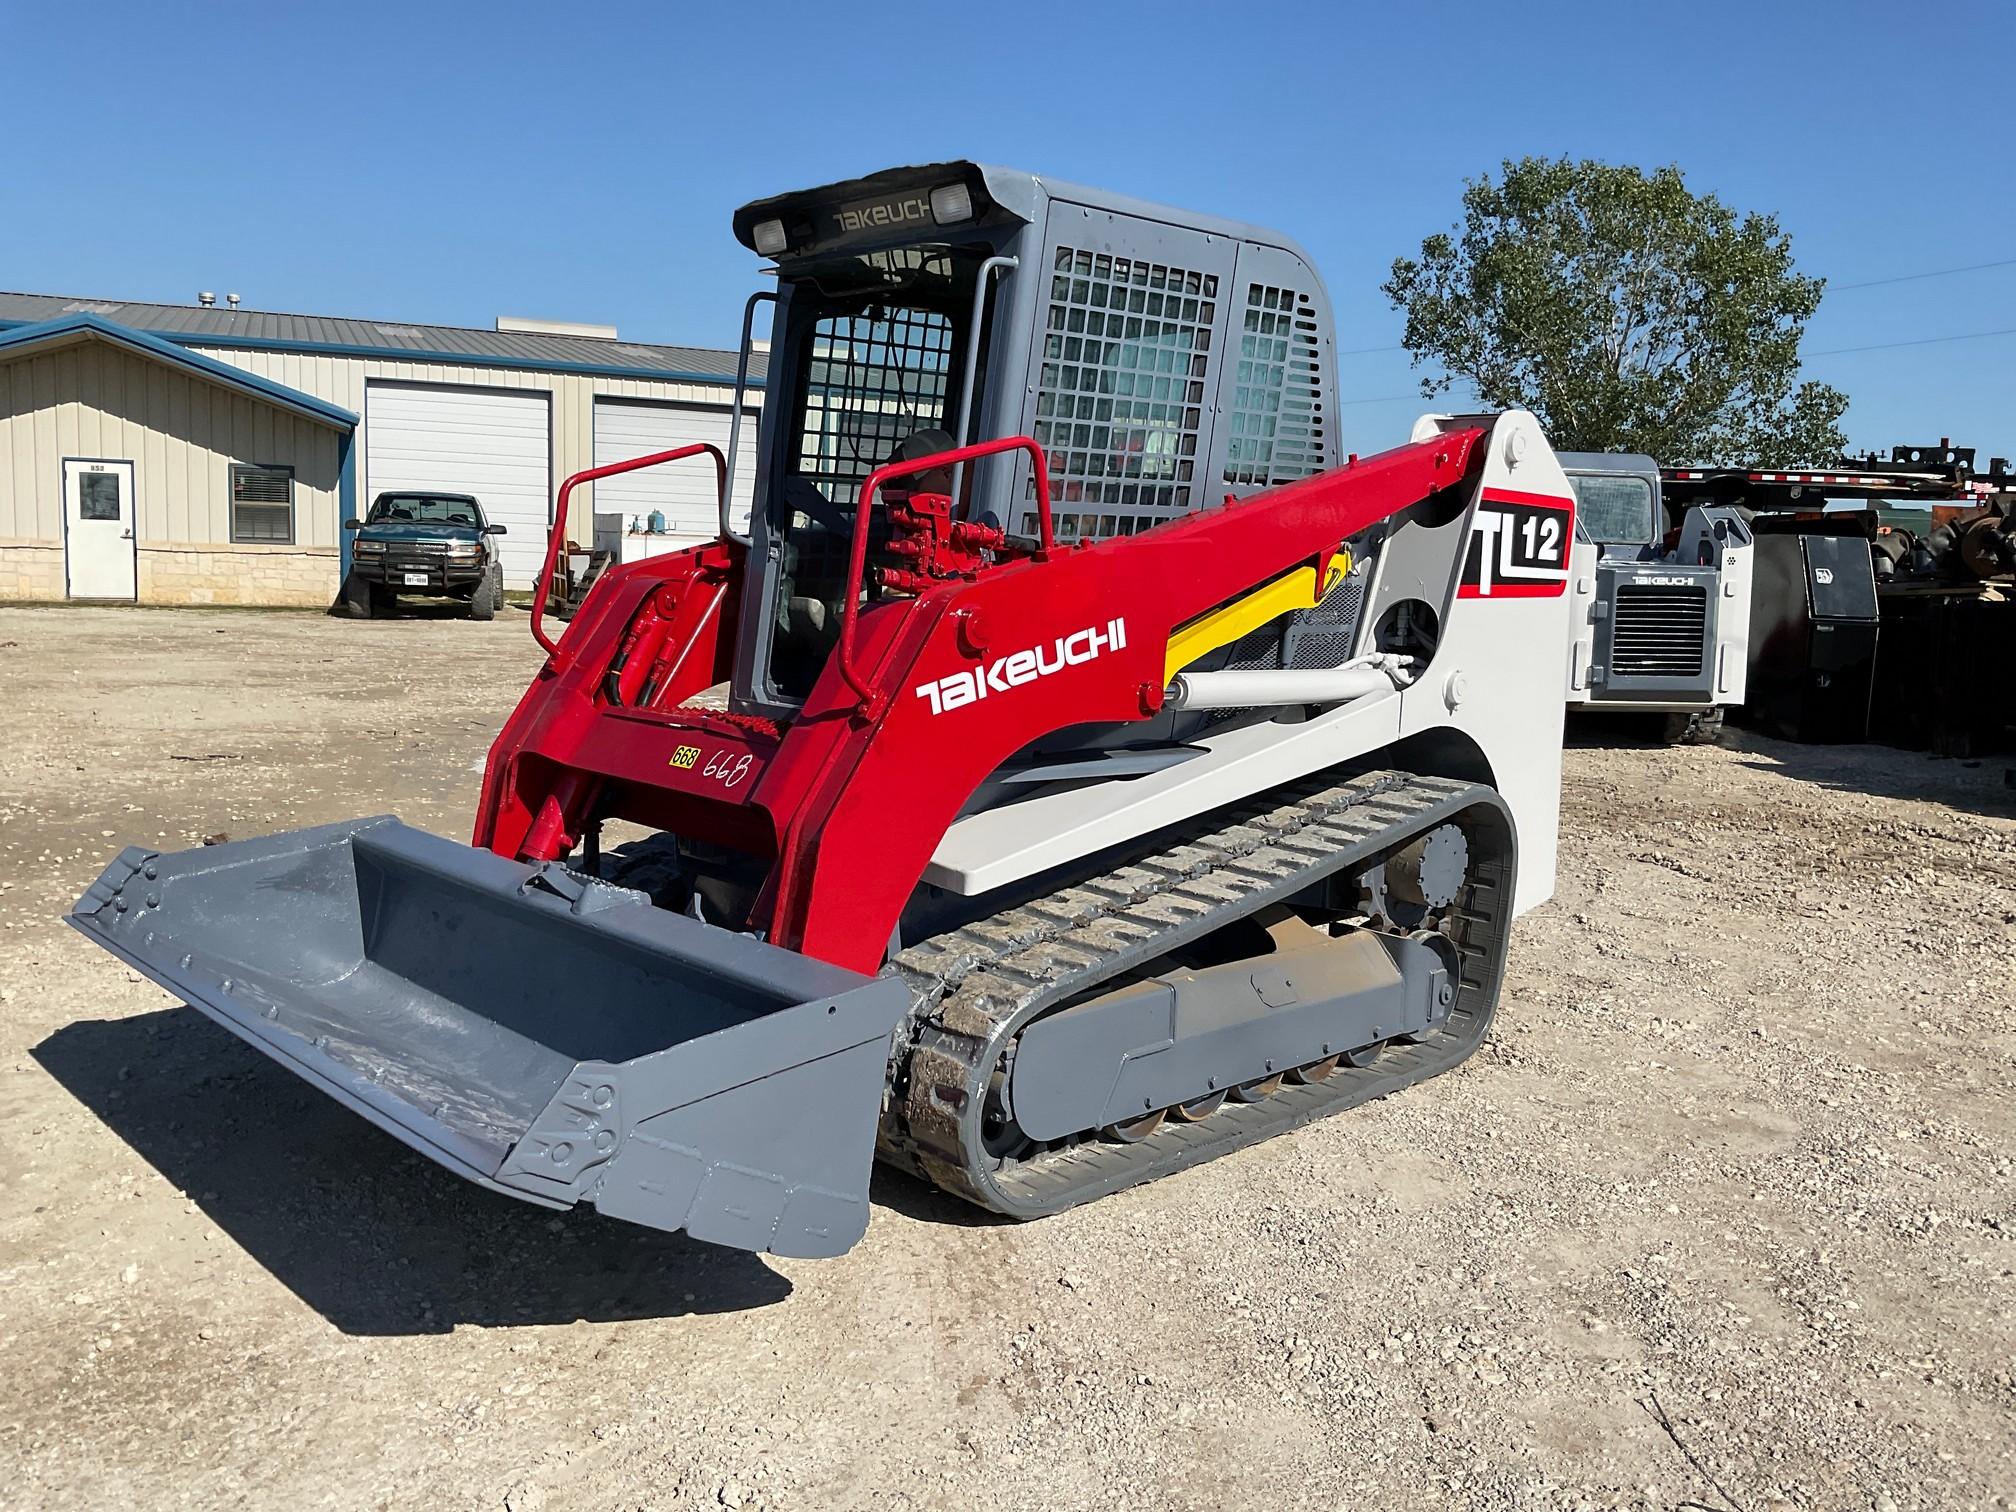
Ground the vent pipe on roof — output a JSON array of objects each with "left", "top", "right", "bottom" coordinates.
[
  {"left": 227, "top": 293, "right": 240, "bottom": 310},
  {"left": 198, "top": 291, "right": 216, "bottom": 308}
]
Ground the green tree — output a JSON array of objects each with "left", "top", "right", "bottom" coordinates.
[{"left": 1384, "top": 158, "right": 1848, "bottom": 465}]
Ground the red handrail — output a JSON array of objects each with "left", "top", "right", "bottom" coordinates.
[
  {"left": 836, "top": 435, "right": 1055, "bottom": 715},
  {"left": 530, "top": 443, "right": 728, "bottom": 659}
]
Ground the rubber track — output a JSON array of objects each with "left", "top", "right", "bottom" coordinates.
[{"left": 876, "top": 770, "right": 1514, "bottom": 1219}]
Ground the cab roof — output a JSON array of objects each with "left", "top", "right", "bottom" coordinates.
[{"left": 733, "top": 160, "right": 1321, "bottom": 267}]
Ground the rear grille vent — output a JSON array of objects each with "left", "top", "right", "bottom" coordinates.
[
  {"left": 1612, "top": 586, "right": 1708, "bottom": 677},
  {"left": 1223, "top": 284, "right": 1327, "bottom": 488}
]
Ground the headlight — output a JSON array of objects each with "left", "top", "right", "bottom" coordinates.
[
  {"left": 353, "top": 540, "right": 384, "bottom": 554},
  {"left": 447, "top": 544, "right": 480, "bottom": 559},
  {"left": 930, "top": 182, "right": 973, "bottom": 225}
]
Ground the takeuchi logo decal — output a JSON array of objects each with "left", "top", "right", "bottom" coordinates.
[
  {"left": 913, "top": 619, "right": 1128, "bottom": 715},
  {"left": 835, "top": 195, "right": 931, "bottom": 235}
]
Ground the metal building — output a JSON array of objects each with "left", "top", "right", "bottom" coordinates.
[{"left": 0, "top": 292, "right": 763, "bottom": 605}]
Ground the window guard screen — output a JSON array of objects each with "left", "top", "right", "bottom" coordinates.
[
  {"left": 1223, "top": 284, "right": 1327, "bottom": 488},
  {"left": 1026, "top": 246, "right": 1217, "bottom": 541},
  {"left": 793, "top": 307, "right": 955, "bottom": 511}
]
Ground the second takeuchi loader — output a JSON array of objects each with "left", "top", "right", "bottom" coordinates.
[{"left": 70, "top": 163, "right": 1579, "bottom": 1259}]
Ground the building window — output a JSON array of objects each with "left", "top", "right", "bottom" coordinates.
[{"left": 230, "top": 463, "right": 294, "bottom": 544}]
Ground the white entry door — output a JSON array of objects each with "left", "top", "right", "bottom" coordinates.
[{"left": 63, "top": 458, "right": 138, "bottom": 601}]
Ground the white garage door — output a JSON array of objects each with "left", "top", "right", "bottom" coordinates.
[
  {"left": 366, "top": 384, "right": 551, "bottom": 587},
  {"left": 592, "top": 400, "right": 760, "bottom": 546}
]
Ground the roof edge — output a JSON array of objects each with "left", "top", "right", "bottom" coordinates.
[
  {"left": 0, "top": 316, "right": 765, "bottom": 390},
  {"left": 0, "top": 313, "right": 360, "bottom": 428}
]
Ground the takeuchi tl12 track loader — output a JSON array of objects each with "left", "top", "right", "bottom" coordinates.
[{"left": 71, "top": 164, "right": 1579, "bottom": 1259}]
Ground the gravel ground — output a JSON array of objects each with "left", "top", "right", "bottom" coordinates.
[{"left": 0, "top": 604, "right": 2011, "bottom": 1512}]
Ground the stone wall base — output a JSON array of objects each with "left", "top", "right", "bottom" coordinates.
[
  {"left": 0, "top": 541, "right": 66, "bottom": 601},
  {"left": 0, "top": 539, "right": 339, "bottom": 608}
]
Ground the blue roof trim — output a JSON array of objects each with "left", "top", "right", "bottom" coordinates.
[
  {"left": 0, "top": 316, "right": 767, "bottom": 390},
  {"left": 0, "top": 313, "right": 359, "bottom": 429}
]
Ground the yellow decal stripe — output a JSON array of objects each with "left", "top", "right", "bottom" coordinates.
[{"left": 1163, "top": 553, "right": 1351, "bottom": 684}]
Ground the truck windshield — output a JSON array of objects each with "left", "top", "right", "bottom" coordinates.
[
  {"left": 370, "top": 495, "right": 483, "bottom": 526},
  {"left": 1569, "top": 474, "right": 1655, "bottom": 545}
]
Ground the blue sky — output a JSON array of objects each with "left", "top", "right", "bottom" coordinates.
[{"left": 4, "top": 0, "right": 2010, "bottom": 460}]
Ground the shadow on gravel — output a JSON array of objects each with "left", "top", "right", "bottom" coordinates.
[
  {"left": 1563, "top": 713, "right": 1683, "bottom": 749},
  {"left": 328, "top": 601, "right": 507, "bottom": 623},
  {"left": 35, "top": 1007, "right": 793, "bottom": 1334},
  {"left": 1725, "top": 730, "right": 2016, "bottom": 818},
  {"left": 868, "top": 1164, "right": 1013, "bottom": 1230}
]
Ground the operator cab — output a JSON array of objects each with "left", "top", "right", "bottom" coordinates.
[{"left": 720, "top": 162, "right": 1344, "bottom": 720}]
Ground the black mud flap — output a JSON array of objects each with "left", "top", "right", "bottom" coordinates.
[{"left": 69, "top": 819, "right": 908, "bottom": 1259}]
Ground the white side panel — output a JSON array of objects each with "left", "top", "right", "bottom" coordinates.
[
  {"left": 1711, "top": 524, "right": 1752, "bottom": 706},
  {"left": 364, "top": 384, "right": 550, "bottom": 586},
  {"left": 1564, "top": 539, "right": 1599, "bottom": 709},
  {"left": 925, "top": 695, "right": 1404, "bottom": 894},
  {"left": 928, "top": 411, "right": 1575, "bottom": 920},
  {"left": 592, "top": 400, "right": 758, "bottom": 545},
  {"left": 1392, "top": 411, "right": 1573, "bottom": 916}
]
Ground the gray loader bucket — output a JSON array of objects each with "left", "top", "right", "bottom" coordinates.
[{"left": 69, "top": 818, "right": 909, "bottom": 1258}]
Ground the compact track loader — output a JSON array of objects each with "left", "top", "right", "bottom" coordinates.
[{"left": 71, "top": 164, "right": 1579, "bottom": 1258}]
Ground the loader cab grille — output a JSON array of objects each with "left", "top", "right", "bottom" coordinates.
[
  {"left": 1611, "top": 584, "right": 1709, "bottom": 677},
  {"left": 795, "top": 305, "right": 955, "bottom": 510},
  {"left": 1022, "top": 246, "right": 1217, "bottom": 540},
  {"left": 1223, "top": 284, "right": 1327, "bottom": 489}
]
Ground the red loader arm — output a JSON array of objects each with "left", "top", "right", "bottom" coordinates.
[{"left": 475, "top": 429, "right": 1486, "bottom": 974}]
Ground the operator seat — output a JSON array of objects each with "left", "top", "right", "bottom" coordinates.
[
  {"left": 886, "top": 428, "right": 958, "bottom": 500},
  {"left": 774, "top": 433, "right": 964, "bottom": 693},
  {"left": 777, "top": 477, "right": 846, "bottom": 659}
]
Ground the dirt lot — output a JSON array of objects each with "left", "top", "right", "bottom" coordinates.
[{"left": 0, "top": 603, "right": 2011, "bottom": 1512}]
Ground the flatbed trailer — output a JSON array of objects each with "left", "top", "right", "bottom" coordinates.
[{"left": 1663, "top": 445, "right": 2016, "bottom": 752}]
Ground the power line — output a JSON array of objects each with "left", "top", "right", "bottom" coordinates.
[
  {"left": 1337, "top": 342, "right": 1407, "bottom": 356},
  {"left": 1833, "top": 256, "right": 2016, "bottom": 292},
  {"left": 1808, "top": 326, "right": 2016, "bottom": 357}
]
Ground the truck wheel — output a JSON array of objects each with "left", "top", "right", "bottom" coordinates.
[
  {"left": 339, "top": 572, "right": 373, "bottom": 619},
  {"left": 469, "top": 565, "right": 501, "bottom": 622}
]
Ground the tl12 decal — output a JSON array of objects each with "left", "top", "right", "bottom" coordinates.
[{"left": 1459, "top": 490, "right": 1574, "bottom": 598}]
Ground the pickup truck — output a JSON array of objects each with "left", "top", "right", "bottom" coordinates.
[{"left": 340, "top": 492, "right": 507, "bottom": 620}]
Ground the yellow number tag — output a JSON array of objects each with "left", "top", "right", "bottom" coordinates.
[{"left": 670, "top": 744, "right": 701, "bottom": 770}]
